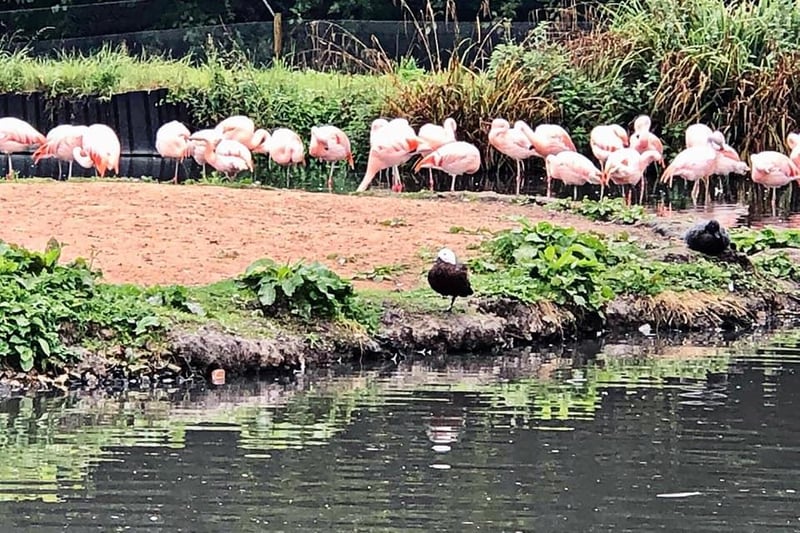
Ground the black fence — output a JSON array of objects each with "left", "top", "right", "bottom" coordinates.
[{"left": 1, "top": 89, "right": 198, "bottom": 179}]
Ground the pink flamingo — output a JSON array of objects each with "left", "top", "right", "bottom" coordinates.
[
  {"left": 417, "top": 117, "right": 457, "bottom": 191},
  {"left": 603, "top": 148, "right": 664, "bottom": 205},
  {"left": 32, "top": 124, "right": 89, "bottom": 180},
  {"left": 214, "top": 115, "right": 270, "bottom": 151},
  {"left": 629, "top": 115, "right": 664, "bottom": 158},
  {"left": 413, "top": 141, "right": 481, "bottom": 192},
  {"left": 749, "top": 150, "right": 800, "bottom": 216},
  {"left": 189, "top": 128, "right": 219, "bottom": 179},
  {"left": 155, "top": 120, "right": 193, "bottom": 184},
  {"left": 73, "top": 124, "right": 120, "bottom": 178},
  {"left": 268, "top": 127, "right": 305, "bottom": 187},
  {"left": 590, "top": 124, "right": 629, "bottom": 169},
  {"left": 545, "top": 151, "right": 605, "bottom": 200},
  {"left": 309, "top": 125, "right": 354, "bottom": 192},
  {"left": 356, "top": 118, "right": 420, "bottom": 193},
  {"left": 515, "top": 121, "right": 576, "bottom": 156},
  {"left": 0, "top": 117, "right": 46, "bottom": 179},
  {"left": 660, "top": 130, "right": 726, "bottom": 205},
  {"left": 189, "top": 130, "right": 253, "bottom": 180},
  {"left": 488, "top": 118, "right": 537, "bottom": 195},
  {"left": 786, "top": 133, "right": 800, "bottom": 169},
  {"left": 684, "top": 124, "right": 747, "bottom": 200}
]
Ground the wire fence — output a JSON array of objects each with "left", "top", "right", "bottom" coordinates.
[{"left": 10, "top": 18, "right": 594, "bottom": 71}]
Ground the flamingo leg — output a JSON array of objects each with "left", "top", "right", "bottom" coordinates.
[
  {"left": 515, "top": 159, "right": 523, "bottom": 196},
  {"left": 704, "top": 177, "right": 711, "bottom": 206},
  {"left": 327, "top": 161, "right": 336, "bottom": 193},
  {"left": 772, "top": 187, "right": 777, "bottom": 217},
  {"left": 600, "top": 180, "right": 605, "bottom": 201},
  {"left": 573, "top": 185, "right": 578, "bottom": 201},
  {"left": 286, "top": 165, "right": 291, "bottom": 188},
  {"left": 57, "top": 160, "right": 63, "bottom": 181},
  {"left": 450, "top": 173, "right": 456, "bottom": 192},
  {"left": 690, "top": 180, "right": 700, "bottom": 206},
  {"left": 67, "top": 160, "right": 73, "bottom": 181},
  {"left": 429, "top": 169, "right": 435, "bottom": 192},
  {"left": 639, "top": 177, "right": 646, "bottom": 204},
  {"left": 173, "top": 159, "right": 180, "bottom": 184},
  {"left": 6, "top": 154, "right": 13, "bottom": 180}
]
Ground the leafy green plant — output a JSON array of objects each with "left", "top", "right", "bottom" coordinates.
[
  {"left": 730, "top": 228, "right": 800, "bottom": 255},
  {"left": 546, "top": 197, "right": 649, "bottom": 224},
  {"left": 0, "top": 240, "right": 164, "bottom": 372},
  {"left": 238, "top": 258, "right": 367, "bottom": 321},
  {"left": 752, "top": 252, "right": 800, "bottom": 282}
]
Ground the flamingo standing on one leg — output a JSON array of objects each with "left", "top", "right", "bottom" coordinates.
[
  {"left": 214, "top": 115, "right": 270, "bottom": 151},
  {"left": 0, "top": 117, "right": 47, "bottom": 179},
  {"left": 514, "top": 120, "right": 576, "bottom": 195},
  {"left": 309, "top": 125, "right": 354, "bottom": 193},
  {"left": 32, "top": 124, "right": 89, "bottom": 181},
  {"left": 413, "top": 141, "right": 481, "bottom": 192},
  {"left": 417, "top": 117, "right": 457, "bottom": 191},
  {"left": 73, "top": 124, "right": 121, "bottom": 178},
  {"left": 190, "top": 128, "right": 218, "bottom": 179},
  {"left": 545, "top": 151, "right": 605, "bottom": 201},
  {"left": 488, "top": 118, "right": 537, "bottom": 195},
  {"left": 749, "top": 150, "right": 800, "bottom": 216},
  {"left": 356, "top": 118, "right": 420, "bottom": 193},
  {"left": 603, "top": 148, "right": 664, "bottom": 205},
  {"left": 189, "top": 130, "right": 253, "bottom": 180},
  {"left": 590, "top": 124, "right": 629, "bottom": 172},
  {"left": 268, "top": 128, "right": 305, "bottom": 187},
  {"left": 660, "top": 131, "right": 725, "bottom": 206},
  {"left": 155, "top": 120, "right": 193, "bottom": 184},
  {"left": 685, "top": 123, "right": 748, "bottom": 200}
]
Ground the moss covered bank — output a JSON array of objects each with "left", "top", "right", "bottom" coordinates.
[{"left": 2, "top": 196, "right": 800, "bottom": 390}]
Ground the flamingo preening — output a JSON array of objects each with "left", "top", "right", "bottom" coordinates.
[
  {"left": 156, "top": 120, "right": 193, "bottom": 184},
  {"left": 73, "top": 124, "right": 121, "bottom": 178},
  {"left": 413, "top": 141, "right": 481, "bottom": 192},
  {"left": 417, "top": 117, "right": 457, "bottom": 191},
  {"left": 488, "top": 118, "right": 537, "bottom": 195},
  {"left": 0, "top": 117, "right": 46, "bottom": 179},
  {"left": 309, "top": 125, "right": 354, "bottom": 192},
  {"left": 33, "top": 124, "right": 88, "bottom": 181}
]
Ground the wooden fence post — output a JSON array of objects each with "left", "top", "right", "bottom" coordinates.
[{"left": 273, "top": 12, "right": 283, "bottom": 60}]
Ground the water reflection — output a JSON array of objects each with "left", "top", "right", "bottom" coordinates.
[{"left": 1, "top": 330, "right": 800, "bottom": 530}]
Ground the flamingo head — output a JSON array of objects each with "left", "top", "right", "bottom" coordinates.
[
  {"left": 708, "top": 131, "right": 726, "bottom": 150},
  {"left": 490, "top": 118, "right": 510, "bottom": 133},
  {"left": 787, "top": 132, "right": 800, "bottom": 151},
  {"left": 91, "top": 152, "right": 107, "bottom": 177},
  {"left": 633, "top": 114, "right": 651, "bottom": 133}
]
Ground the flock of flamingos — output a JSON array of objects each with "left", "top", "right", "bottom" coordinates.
[{"left": 0, "top": 113, "right": 799, "bottom": 213}]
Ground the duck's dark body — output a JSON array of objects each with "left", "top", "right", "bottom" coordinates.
[
  {"left": 428, "top": 259, "right": 473, "bottom": 311},
  {"left": 684, "top": 219, "right": 734, "bottom": 256}
]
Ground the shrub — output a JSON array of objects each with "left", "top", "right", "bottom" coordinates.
[
  {"left": 0, "top": 240, "right": 163, "bottom": 372},
  {"left": 238, "top": 258, "right": 368, "bottom": 322}
]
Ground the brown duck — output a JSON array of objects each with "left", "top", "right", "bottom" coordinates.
[{"left": 427, "top": 248, "right": 473, "bottom": 312}]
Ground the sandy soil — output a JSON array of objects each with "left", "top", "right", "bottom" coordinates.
[{"left": 0, "top": 181, "right": 663, "bottom": 290}]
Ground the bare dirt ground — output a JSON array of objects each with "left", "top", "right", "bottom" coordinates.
[{"left": 0, "top": 181, "right": 664, "bottom": 290}]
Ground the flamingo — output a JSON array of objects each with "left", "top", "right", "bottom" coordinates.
[
  {"left": 155, "top": 120, "right": 193, "bottom": 184},
  {"left": 545, "top": 151, "right": 605, "bottom": 200},
  {"left": 417, "top": 117, "right": 457, "bottom": 191},
  {"left": 590, "top": 124, "right": 629, "bottom": 170},
  {"left": 603, "top": 148, "right": 664, "bottom": 205},
  {"left": 684, "top": 124, "right": 747, "bottom": 200},
  {"left": 189, "top": 128, "right": 218, "bottom": 179},
  {"left": 356, "top": 118, "right": 420, "bottom": 193},
  {"left": 786, "top": 133, "right": 800, "bottom": 169},
  {"left": 189, "top": 130, "right": 253, "bottom": 180},
  {"left": 749, "top": 151, "right": 800, "bottom": 216},
  {"left": 309, "top": 125, "right": 353, "bottom": 193},
  {"left": 629, "top": 115, "right": 664, "bottom": 158},
  {"left": 0, "top": 117, "right": 46, "bottom": 179},
  {"left": 515, "top": 121, "right": 576, "bottom": 156},
  {"left": 487, "top": 118, "right": 537, "bottom": 196},
  {"left": 267, "top": 127, "right": 305, "bottom": 187},
  {"left": 369, "top": 118, "right": 390, "bottom": 188},
  {"left": 214, "top": 115, "right": 270, "bottom": 151},
  {"left": 32, "top": 124, "right": 88, "bottom": 181},
  {"left": 413, "top": 141, "right": 481, "bottom": 192},
  {"left": 73, "top": 124, "right": 120, "bottom": 178},
  {"left": 660, "top": 130, "right": 726, "bottom": 205}
]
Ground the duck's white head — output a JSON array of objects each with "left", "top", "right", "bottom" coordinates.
[{"left": 437, "top": 248, "right": 457, "bottom": 265}]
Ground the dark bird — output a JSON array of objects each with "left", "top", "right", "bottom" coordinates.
[
  {"left": 684, "top": 219, "right": 736, "bottom": 255},
  {"left": 427, "top": 248, "right": 473, "bottom": 312}
]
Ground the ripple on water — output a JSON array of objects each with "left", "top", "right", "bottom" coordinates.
[{"left": 0, "top": 335, "right": 798, "bottom": 530}]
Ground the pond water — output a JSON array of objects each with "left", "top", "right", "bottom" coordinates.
[{"left": 1, "top": 331, "right": 800, "bottom": 532}]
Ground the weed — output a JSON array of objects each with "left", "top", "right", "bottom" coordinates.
[
  {"left": 353, "top": 264, "right": 409, "bottom": 282},
  {"left": 378, "top": 217, "right": 409, "bottom": 227},
  {"left": 730, "top": 228, "right": 800, "bottom": 255},
  {"left": 546, "top": 198, "right": 649, "bottom": 225},
  {"left": 238, "top": 258, "right": 376, "bottom": 329},
  {"left": 0, "top": 240, "right": 163, "bottom": 372}
]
